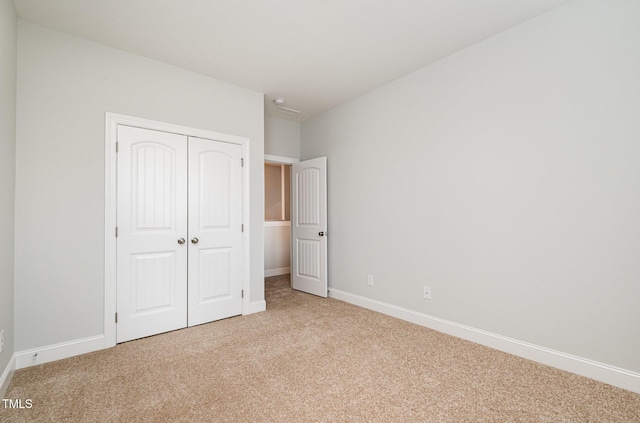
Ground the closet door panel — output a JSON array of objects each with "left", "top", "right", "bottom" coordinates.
[
  {"left": 188, "top": 137, "right": 243, "bottom": 326},
  {"left": 116, "top": 126, "right": 188, "bottom": 343}
]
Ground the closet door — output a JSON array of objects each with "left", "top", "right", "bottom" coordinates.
[
  {"left": 116, "top": 126, "right": 188, "bottom": 343},
  {"left": 188, "top": 137, "right": 244, "bottom": 326}
]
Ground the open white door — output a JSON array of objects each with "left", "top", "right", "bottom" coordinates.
[
  {"left": 187, "top": 137, "right": 244, "bottom": 326},
  {"left": 116, "top": 126, "right": 188, "bottom": 343},
  {"left": 291, "top": 157, "right": 328, "bottom": 297}
]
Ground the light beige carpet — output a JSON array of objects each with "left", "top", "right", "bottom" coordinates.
[{"left": 2, "top": 274, "right": 639, "bottom": 422}]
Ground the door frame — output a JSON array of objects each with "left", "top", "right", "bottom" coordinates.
[
  {"left": 263, "top": 155, "right": 299, "bottom": 282},
  {"left": 104, "top": 113, "right": 251, "bottom": 348}
]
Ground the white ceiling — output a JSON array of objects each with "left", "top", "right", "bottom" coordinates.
[{"left": 12, "top": 0, "right": 568, "bottom": 122}]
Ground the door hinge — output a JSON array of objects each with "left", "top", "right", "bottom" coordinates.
[
  {"left": 115, "top": 312, "right": 118, "bottom": 323},
  {"left": 115, "top": 227, "right": 118, "bottom": 237},
  {"left": 241, "top": 224, "right": 244, "bottom": 232},
  {"left": 241, "top": 290, "right": 244, "bottom": 298},
  {"left": 241, "top": 158, "right": 244, "bottom": 167},
  {"left": 115, "top": 142, "right": 119, "bottom": 153}
]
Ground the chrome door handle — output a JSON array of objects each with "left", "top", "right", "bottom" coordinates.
[
  {"left": 177, "top": 238, "right": 186, "bottom": 244},
  {"left": 318, "top": 231, "right": 325, "bottom": 237},
  {"left": 191, "top": 237, "right": 199, "bottom": 244}
]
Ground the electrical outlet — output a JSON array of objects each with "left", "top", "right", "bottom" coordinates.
[
  {"left": 423, "top": 286, "right": 432, "bottom": 300},
  {"left": 367, "top": 275, "right": 374, "bottom": 286},
  {"left": 0, "top": 330, "right": 4, "bottom": 354}
]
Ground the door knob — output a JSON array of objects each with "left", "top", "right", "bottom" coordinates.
[
  {"left": 177, "top": 238, "right": 186, "bottom": 244},
  {"left": 191, "top": 237, "right": 199, "bottom": 244},
  {"left": 318, "top": 231, "right": 325, "bottom": 237}
]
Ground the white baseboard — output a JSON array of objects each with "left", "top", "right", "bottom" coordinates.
[
  {"left": 13, "top": 300, "right": 269, "bottom": 369},
  {"left": 15, "top": 335, "right": 105, "bottom": 370},
  {"left": 0, "top": 354, "right": 16, "bottom": 398},
  {"left": 244, "top": 300, "right": 266, "bottom": 315},
  {"left": 329, "top": 288, "right": 640, "bottom": 395},
  {"left": 265, "top": 267, "right": 290, "bottom": 277}
]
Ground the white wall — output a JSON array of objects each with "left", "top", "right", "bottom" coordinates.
[
  {"left": 302, "top": 0, "right": 640, "bottom": 373},
  {"left": 0, "top": 0, "right": 17, "bottom": 375},
  {"left": 265, "top": 115, "right": 300, "bottom": 159},
  {"left": 264, "top": 223, "right": 291, "bottom": 276},
  {"left": 15, "top": 21, "right": 265, "bottom": 351}
]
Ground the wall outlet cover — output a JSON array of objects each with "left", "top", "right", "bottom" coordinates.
[{"left": 423, "top": 286, "right": 432, "bottom": 300}]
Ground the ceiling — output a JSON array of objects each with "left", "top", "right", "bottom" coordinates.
[{"left": 12, "top": 0, "right": 568, "bottom": 122}]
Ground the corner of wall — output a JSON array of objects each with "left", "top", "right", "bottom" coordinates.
[
  {"left": 0, "top": 354, "right": 16, "bottom": 398},
  {"left": 0, "top": 0, "right": 18, "bottom": 385}
]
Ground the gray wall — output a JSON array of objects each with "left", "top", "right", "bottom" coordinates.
[
  {"left": 301, "top": 0, "right": 640, "bottom": 373},
  {"left": 265, "top": 115, "right": 300, "bottom": 159},
  {"left": 0, "top": 0, "right": 17, "bottom": 373},
  {"left": 15, "top": 21, "right": 265, "bottom": 351}
]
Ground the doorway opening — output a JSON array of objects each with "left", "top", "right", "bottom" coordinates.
[{"left": 264, "top": 159, "right": 294, "bottom": 298}]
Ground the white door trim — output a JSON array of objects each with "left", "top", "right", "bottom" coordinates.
[
  {"left": 264, "top": 154, "right": 299, "bottom": 164},
  {"left": 105, "top": 113, "right": 251, "bottom": 348}
]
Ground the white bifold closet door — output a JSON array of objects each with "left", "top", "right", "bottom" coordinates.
[
  {"left": 187, "top": 137, "right": 243, "bottom": 326},
  {"left": 116, "top": 125, "right": 243, "bottom": 343}
]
